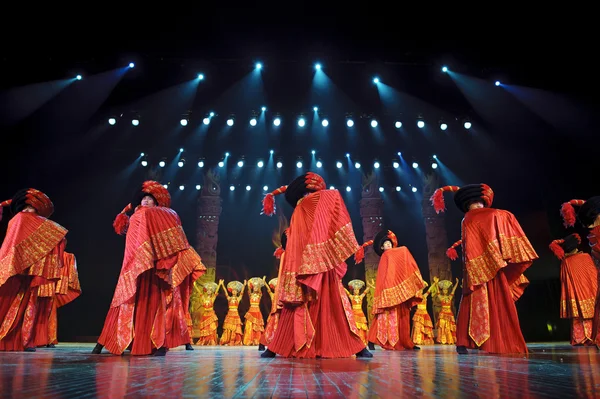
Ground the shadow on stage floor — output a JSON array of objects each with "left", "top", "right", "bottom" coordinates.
[{"left": 0, "top": 343, "right": 598, "bottom": 398}]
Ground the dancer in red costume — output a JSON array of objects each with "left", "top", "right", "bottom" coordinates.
[
  {"left": 355, "top": 230, "right": 426, "bottom": 350},
  {"left": 0, "top": 189, "right": 68, "bottom": 352},
  {"left": 560, "top": 196, "right": 600, "bottom": 348},
  {"left": 431, "top": 184, "right": 538, "bottom": 354},
  {"left": 259, "top": 230, "right": 287, "bottom": 351},
  {"left": 549, "top": 234, "right": 598, "bottom": 345},
  {"left": 46, "top": 251, "right": 82, "bottom": 347},
  {"left": 260, "top": 172, "right": 371, "bottom": 358},
  {"left": 93, "top": 181, "right": 206, "bottom": 356}
]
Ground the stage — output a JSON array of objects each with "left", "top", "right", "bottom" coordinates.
[{"left": 0, "top": 343, "right": 597, "bottom": 398}]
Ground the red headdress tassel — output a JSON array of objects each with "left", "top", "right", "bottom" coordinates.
[
  {"left": 549, "top": 239, "right": 565, "bottom": 260},
  {"left": 0, "top": 199, "right": 11, "bottom": 222},
  {"left": 573, "top": 233, "right": 582, "bottom": 244},
  {"left": 560, "top": 199, "right": 585, "bottom": 228},
  {"left": 113, "top": 203, "right": 133, "bottom": 235},
  {"left": 354, "top": 240, "right": 374, "bottom": 265},
  {"left": 430, "top": 186, "right": 461, "bottom": 214},
  {"left": 273, "top": 247, "right": 284, "bottom": 259},
  {"left": 387, "top": 230, "right": 398, "bottom": 248},
  {"left": 262, "top": 186, "right": 287, "bottom": 216},
  {"left": 446, "top": 240, "right": 462, "bottom": 260},
  {"left": 305, "top": 172, "right": 326, "bottom": 191}
]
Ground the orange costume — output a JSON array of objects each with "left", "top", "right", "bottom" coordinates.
[
  {"left": 357, "top": 230, "right": 426, "bottom": 350},
  {"left": 344, "top": 279, "right": 371, "bottom": 346},
  {"left": 412, "top": 284, "right": 434, "bottom": 345},
  {"left": 243, "top": 277, "right": 266, "bottom": 346},
  {"left": 260, "top": 172, "right": 370, "bottom": 358},
  {"left": 94, "top": 181, "right": 206, "bottom": 356},
  {"left": 432, "top": 184, "right": 538, "bottom": 354},
  {"left": 47, "top": 251, "right": 82, "bottom": 346},
  {"left": 560, "top": 197, "right": 600, "bottom": 347},
  {"left": 219, "top": 280, "right": 245, "bottom": 346},
  {"left": 432, "top": 278, "right": 458, "bottom": 345},
  {"left": 0, "top": 189, "right": 68, "bottom": 352},
  {"left": 196, "top": 282, "right": 219, "bottom": 346},
  {"left": 549, "top": 234, "right": 598, "bottom": 345}
]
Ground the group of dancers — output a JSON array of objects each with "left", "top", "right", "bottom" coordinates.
[{"left": 0, "top": 173, "right": 598, "bottom": 357}]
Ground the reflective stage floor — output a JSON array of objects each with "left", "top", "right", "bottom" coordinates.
[{"left": 0, "top": 343, "right": 598, "bottom": 398}]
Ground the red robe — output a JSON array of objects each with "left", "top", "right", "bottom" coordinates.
[
  {"left": 559, "top": 252, "right": 598, "bottom": 345},
  {"left": 0, "top": 212, "right": 67, "bottom": 351},
  {"left": 47, "top": 251, "right": 82, "bottom": 345},
  {"left": 266, "top": 190, "right": 365, "bottom": 358},
  {"left": 368, "top": 246, "right": 426, "bottom": 349},
  {"left": 97, "top": 206, "right": 206, "bottom": 355},
  {"left": 260, "top": 252, "right": 284, "bottom": 346},
  {"left": 587, "top": 226, "right": 600, "bottom": 347},
  {"left": 456, "top": 207, "right": 538, "bottom": 354}
]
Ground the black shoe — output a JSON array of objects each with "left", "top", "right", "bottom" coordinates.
[
  {"left": 413, "top": 346, "right": 421, "bottom": 350},
  {"left": 368, "top": 342, "right": 375, "bottom": 350},
  {"left": 355, "top": 348, "right": 373, "bottom": 358},
  {"left": 260, "top": 349, "right": 276, "bottom": 358},
  {"left": 456, "top": 345, "right": 468, "bottom": 355},
  {"left": 185, "top": 343, "right": 194, "bottom": 351},
  {"left": 153, "top": 347, "right": 167, "bottom": 356},
  {"left": 92, "top": 343, "right": 103, "bottom": 354},
  {"left": 258, "top": 344, "right": 265, "bottom": 351},
  {"left": 24, "top": 347, "right": 36, "bottom": 352},
  {"left": 46, "top": 344, "right": 56, "bottom": 348}
]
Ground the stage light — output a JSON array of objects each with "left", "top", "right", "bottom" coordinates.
[
  {"left": 198, "top": 73, "right": 204, "bottom": 80},
  {"left": 262, "top": 106, "right": 266, "bottom": 112},
  {"left": 442, "top": 66, "right": 448, "bottom": 73},
  {"left": 256, "top": 63, "right": 262, "bottom": 69},
  {"left": 230, "top": 185, "right": 235, "bottom": 191},
  {"left": 432, "top": 162, "right": 438, "bottom": 169},
  {"left": 417, "top": 120, "right": 425, "bottom": 128},
  {"left": 209, "top": 112, "right": 215, "bottom": 117},
  {"left": 179, "top": 185, "right": 184, "bottom": 191},
  {"left": 263, "top": 185, "right": 268, "bottom": 191},
  {"left": 374, "top": 161, "right": 380, "bottom": 169},
  {"left": 296, "top": 161, "right": 303, "bottom": 168},
  {"left": 76, "top": 75, "right": 82, "bottom": 80},
  {"left": 316, "top": 161, "right": 323, "bottom": 168},
  {"left": 311, "top": 150, "right": 316, "bottom": 155},
  {"left": 225, "top": 152, "right": 229, "bottom": 157},
  {"left": 371, "top": 120, "right": 378, "bottom": 128},
  {"left": 396, "top": 186, "right": 401, "bottom": 192},
  {"left": 440, "top": 123, "right": 447, "bottom": 130},
  {"left": 298, "top": 118, "right": 306, "bottom": 127},
  {"left": 273, "top": 117, "right": 281, "bottom": 126},
  {"left": 196, "top": 185, "right": 201, "bottom": 190},
  {"left": 346, "top": 119, "right": 354, "bottom": 127},
  {"left": 237, "top": 160, "right": 244, "bottom": 167},
  {"left": 140, "top": 152, "right": 145, "bottom": 156},
  {"left": 257, "top": 160, "right": 264, "bottom": 168},
  {"left": 412, "top": 162, "right": 418, "bottom": 168},
  {"left": 379, "top": 187, "right": 384, "bottom": 192},
  {"left": 180, "top": 148, "right": 184, "bottom": 153},
  {"left": 336, "top": 161, "right": 342, "bottom": 168},
  {"left": 464, "top": 121, "right": 472, "bottom": 129},
  {"left": 246, "top": 185, "right": 251, "bottom": 191},
  {"left": 315, "top": 63, "right": 321, "bottom": 70},
  {"left": 276, "top": 161, "right": 283, "bottom": 168},
  {"left": 159, "top": 159, "right": 166, "bottom": 168},
  {"left": 132, "top": 119, "right": 139, "bottom": 126},
  {"left": 412, "top": 187, "right": 417, "bottom": 192},
  {"left": 178, "top": 159, "right": 185, "bottom": 167},
  {"left": 226, "top": 118, "right": 234, "bottom": 126},
  {"left": 129, "top": 62, "right": 134, "bottom": 68},
  {"left": 250, "top": 118, "right": 257, "bottom": 126},
  {"left": 495, "top": 81, "right": 500, "bottom": 86},
  {"left": 346, "top": 153, "right": 350, "bottom": 158},
  {"left": 108, "top": 118, "right": 116, "bottom": 125},
  {"left": 269, "top": 150, "right": 274, "bottom": 154},
  {"left": 180, "top": 119, "right": 188, "bottom": 126},
  {"left": 354, "top": 162, "right": 361, "bottom": 169},
  {"left": 346, "top": 186, "right": 351, "bottom": 192},
  {"left": 141, "top": 160, "right": 148, "bottom": 167},
  {"left": 313, "top": 106, "right": 318, "bottom": 112},
  {"left": 321, "top": 119, "right": 329, "bottom": 127},
  {"left": 433, "top": 155, "right": 437, "bottom": 158},
  {"left": 395, "top": 121, "right": 402, "bottom": 128},
  {"left": 203, "top": 118, "right": 210, "bottom": 125},
  {"left": 163, "top": 184, "right": 168, "bottom": 189},
  {"left": 393, "top": 161, "right": 400, "bottom": 169},
  {"left": 218, "top": 161, "right": 224, "bottom": 167},
  {"left": 373, "top": 77, "right": 379, "bottom": 84},
  {"left": 198, "top": 160, "right": 204, "bottom": 167}
]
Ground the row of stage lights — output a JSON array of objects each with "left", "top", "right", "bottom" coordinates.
[
  {"left": 110, "top": 109, "right": 473, "bottom": 131},
  {"left": 164, "top": 183, "right": 418, "bottom": 194},
  {"left": 139, "top": 151, "right": 439, "bottom": 170}
]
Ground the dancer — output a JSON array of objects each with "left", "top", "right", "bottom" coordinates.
[
  {"left": 412, "top": 281, "right": 434, "bottom": 346},
  {"left": 431, "top": 277, "right": 458, "bottom": 345},
  {"left": 260, "top": 172, "right": 371, "bottom": 358},
  {"left": 344, "top": 280, "right": 372, "bottom": 346},
  {"left": 93, "top": 181, "right": 206, "bottom": 356},
  {"left": 196, "top": 281, "right": 220, "bottom": 346},
  {"left": 243, "top": 277, "right": 266, "bottom": 346},
  {"left": 549, "top": 234, "right": 598, "bottom": 345},
  {"left": 259, "top": 230, "right": 287, "bottom": 351},
  {"left": 431, "top": 184, "right": 538, "bottom": 354},
  {"left": 47, "top": 251, "right": 82, "bottom": 347},
  {"left": 0, "top": 189, "right": 68, "bottom": 352},
  {"left": 219, "top": 279, "right": 245, "bottom": 346},
  {"left": 356, "top": 230, "right": 426, "bottom": 350}
]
